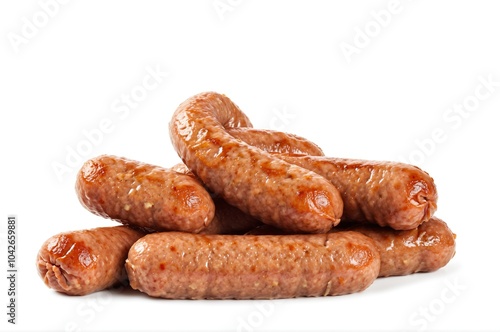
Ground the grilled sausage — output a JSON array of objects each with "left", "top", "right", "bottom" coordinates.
[
  {"left": 274, "top": 154, "right": 437, "bottom": 230},
  {"left": 75, "top": 155, "right": 215, "bottom": 233},
  {"left": 171, "top": 162, "right": 262, "bottom": 234},
  {"left": 37, "top": 226, "right": 145, "bottom": 296},
  {"left": 169, "top": 92, "right": 343, "bottom": 233},
  {"left": 227, "top": 127, "right": 324, "bottom": 156},
  {"left": 247, "top": 217, "right": 455, "bottom": 277},
  {"left": 126, "top": 231, "right": 380, "bottom": 299},
  {"left": 338, "top": 217, "right": 455, "bottom": 277}
]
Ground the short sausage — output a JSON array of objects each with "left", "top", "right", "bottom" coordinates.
[
  {"left": 125, "top": 231, "right": 380, "bottom": 299},
  {"left": 338, "top": 217, "right": 456, "bottom": 277},
  {"left": 274, "top": 154, "right": 438, "bottom": 230},
  {"left": 76, "top": 155, "right": 215, "bottom": 233},
  {"left": 169, "top": 92, "right": 343, "bottom": 233},
  {"left": 37, "top": 226, "right": 145, "bottom": 296}
]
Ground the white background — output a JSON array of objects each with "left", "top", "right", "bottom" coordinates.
[{"left": 1, "top": 0, "right": 499, "bottom": 331}]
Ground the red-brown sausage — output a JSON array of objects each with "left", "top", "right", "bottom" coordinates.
[
  {"left": 247, "top": 217, "right": 455, "bottom": 277},
  {"left": 338, "top": 217, "right": 455, "bottom": 277},
  {"left": 171, "top": 162, "right": 262, "bottom": 234},
  {"left": 37, "top": 226, "right": 145, "bottom": 296},
  {"left": 227, "top": 127, "right": 324, "bottom": 156},
  {"left": 169, "top": 92, "right": 343, "bottom": 233},
  {"left": 126, "top": 231, "right": 380, "bottom": 299},
  {"left": 75, "top": 155, "right": 215, "bottom": 233},
  {"left": 274, "top": 154, "right": 437, "bottom": 230}
]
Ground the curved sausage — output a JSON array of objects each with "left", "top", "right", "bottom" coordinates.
[
  {"left": 212, "top": 127, "right": 436, "bottom": 230},
  {"left": 75, "top": 155, "right": 215, "bottom": 233},
  {"left": 126, "top": 231, "right": 380, "bottom": 299},
  {"left": 37, "top": 226, "right": 145, "bottom": 296},
  {"left": 274, "top": 154, "right": 437, "bottom": 230},
  {"left": 169, "top": 92, "right": 343, "bottom": 233},
  {"left": 339, "top": 217, "right": 455, "bottom": 277}
]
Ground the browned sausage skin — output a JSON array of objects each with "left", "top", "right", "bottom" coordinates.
[
  {"left": 126, "top": 231, "right": 380, "bottom": 299},
  {"left": 227, "top": 127, "right": 324, "bottom": 156},
  {"left": 247, "top": 217, "right": 455, "bottom": 278},
  {"left": 169, "top": 92, "right": 343, "bottom": 233},
  {"left": 274, "top": 154, "right": 437, "bottom": 230},
  {"left": 37, "top": 226, "right": 145, "bottom": 296},
  {"left": 76, "top": 155, "right": 215, "bottom": 233},
  {"left": 171, "top": 163, "right": 262, "bottom": 234},
  {"left": 338, "top": 217, "right": 455, "bottom": 277}
]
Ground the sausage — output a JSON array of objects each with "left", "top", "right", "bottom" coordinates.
[
  {"left": 37, "top": 226, "right": 145, "bottom": 296},
  {"left": 227, "top": 127, "right": 324, "bottom": 156},
  {"left": 171, "top": 162, "right": 262, "bottom": 234},
  {"left": 338, "top": 217, "right": 456, "bottom": 277},
  {"left": 169, "top": 92, "right": 343, "bottom": 233},
  {"left": 125, "top": 231, "right": 380, "bottom": 299},
  {"left": 75, "top": 155, "right": 215, "bottom": 233},
  {"left": 247, "top": 217, "right": 455, "bottom": 277},
  {"left": 274, "top": 154, "right": 437, "bottom": 230}
]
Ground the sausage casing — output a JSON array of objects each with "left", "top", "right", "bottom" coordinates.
[
  {"left": 169, "top": 92, "right": 343, "bottom": 233},
  {"left": 126, "top": 231, "right": 380, "bottom": 299},
  {"left": 227, "top": 127, "right": 324, "bottom": 156},
  {"left": 248, "top": 217, "right": 456, "bottom": 277},
  {"left": 75, "top": 155, "right": 215, "bottom": 233},
  {"left": 339, "top": 217, "right": 456, "bottom": 277},
  {"left": 275, "top": 154, "right": 438, "bottom": 230},
  {"left": 37, "top": 226, "right": 145, "bottom": 296}
]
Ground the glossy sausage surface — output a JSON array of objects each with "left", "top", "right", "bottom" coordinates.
[
  {"left": 169, "top": 92, "right": 342, "bottom": 233},
  {"left": 126, "top": 231, "right": 380, "bottom": 299},
  {"left": 76, "top": 155, "right": 215, "bottom": 233},
  {"left": 37, "top": 226, "right": 145, "bottom": 296},
  {"left": 275, "top": 154, "right": 437, "bottom": 230}
]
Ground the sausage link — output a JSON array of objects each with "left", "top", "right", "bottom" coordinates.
[
  {"left": 247, "top": 217, "right": 455, "bottom": 277},
  {"left": 338, "top": 217, "right": 455, "bottom": 277},
  {"left": 75, "top": 155, "right": 215, "bottom": 233},
  {"left": 126, "top": 231, "right": 380, "bottom": 299},
  {"left": 172, "top": 162, "right": 262, "bottom": 234},
  {"left": 274, "top": 154, "right": 437, "bottom": 230},
  {"left": 37, "top": 226, "right": 145, "bottom": 296},
  {"left": 169, "top": 92, "right": 343, "bottom": 233},
  {"left": 227, "top": 128, "right": 324, "bottom": 156}
]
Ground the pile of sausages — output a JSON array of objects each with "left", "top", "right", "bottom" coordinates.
[{"left": 37, "top": 92, "right": 456, "bottom": 299}]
